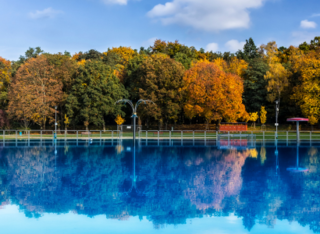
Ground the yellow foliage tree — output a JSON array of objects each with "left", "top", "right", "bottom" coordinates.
[
  {"left": 249, "top": 112, "right": 259, "bottom": 128},
  {"left": 115, "top": 115, "right": 125, "bottom": 125},
  {"left": 106, "top": 47, "right": 137, "bottom": 67},
  {"left": 228, "top": 57, "right": 248, "bottom": 77},
  {"left": 261, "top": 42, "right": 289, "bottom": 103},
  {"left": 260, "top": 106, "right": 267, "bottom": 125},
  {"left": 64, "top": 114, "right": 70, "bottom": 131},
  {"left": 290, "top": 49, "right": 320, "bottom": 126}
]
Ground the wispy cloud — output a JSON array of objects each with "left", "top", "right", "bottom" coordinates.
[
  {"left": 300, "top": 20, "right": 317, "bottom": 29},
  {"left": 225, "top": 40, "right": 245, "bottom": 52},
  {"left": 147, "top": 0, "right": 268, "bottom": 32},
  {"left": 29, "top": 7, "right": 63, "bottom": 20},
  {"left": 101, "top": 0, "right": 128, "bottom": 5},
  {"left": 206, "top": 42, "right": 219, "bottom": 52},
  {"left": 142, "top": 37, "right": 157, "bottom": 48},
  {"left": 311, "top": 13, "right": 320, "bottom": 17}
]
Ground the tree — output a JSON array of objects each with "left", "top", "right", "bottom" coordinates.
[
  {"left": 125, "top": 54, "right": 185, "bottom": 127},
  {"left": 261, "top": 41, "right": 289, "bottom": 104},
  {"left": 260, "top": 106, "right": 267, "bottom": 125},
  {"left": 65, "top": 60, "right": 128, "bottom": 130},
  {"left": 239, "top": 39, "right": 269, "bottom": 113},
  {"left": 8, "top": 55, "right": 63, "bottom": 129},
  {"left": 0, "top": 57, "right": 11, "bottom": 109},
  {"left": 183, "top": 62, "right": 248, "bottom": 129},
  {"left": 290, "top": 48, "right": 320, "bottom": 125},
  {"left": 249, "top": 112, "right": 259, "bottom": 128},
  {"left": 115, "top": 115, "right": 125, "bottom": 125}
]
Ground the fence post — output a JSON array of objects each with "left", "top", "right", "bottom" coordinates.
[
  {"left": 240, "top": 131, "right": 242, "bottom": 141},
  {"left": 181, "top": 131, "right": 183, "bottom": 141},
  {"left": 15, "top": 130, "right": 17, "bottom": 141},
  {"left": 286, "top": 131, "right": 288, "bottom": 141},
  {"left": 263, "top": 131, "right": 265, "bottom": 142},
  {"left": 169, "top": 131, "right": 171, "bottom": 142},
  {"left": 112, "top": 131, "right": 114, "bottom": 140},
  {"left": 28, "top": 130, "right": 30, "bottom": 141},
  {"left": 158, "top": 131, "right": 159, "bottom": 141},
  {"left": 146, "top": 131, "right": 148, "bottom": 141},
  {"left": 228, "top": 131, "right": 230, "bottom": 142},
  {"left": 76, "top": 131, "right": 78, "bottom": 141},
  {"left": 216, "top": 131, "right": 218, "bottom": 140},
  {"left": 40, "top": 130, "right": 42, "bottom": 141},
  {"left": 3, "top": 130, "right": 5, "bottom": 141},
  {"left": 65, "top": 130, "right": 67, "bottom": 141},
  {"left": 100, "top": 130, "right": 102, "bottom": 139},
  {"left": 204, "top": 131, "right": 206, "bottom": 142},
  {"left": 310, "top": 131, "right": 312, "bottom": 141}
]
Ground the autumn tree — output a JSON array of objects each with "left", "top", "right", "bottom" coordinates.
[
  {"left": 65, "top": 60, "right": 128, "bottom": 131},
  {"left": 290, "top": 48, "right": 320, "bottom": 125},
  {"left": 7, "top": 55, "right": 63, "bottom": 129},
  {"left": 261, "top": 41, "right": 289, "bottom": 104},
  {"left": 0, "top": 57, "right": 11, "bottom": 109},
  {"left": 249, "top": 112, "right": 259, "bottom": 128},
  {"left": 183, "top": 62, "right": 248, "bottom": 129},
  {"left": 260, "top": 106, "right": 267, "bottom": 125}
]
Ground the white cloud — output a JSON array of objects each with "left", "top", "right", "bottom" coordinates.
[
  {"left": 206, "top": 42, "right": 219, "bottom": 52},
  {"left": 225, "top": 40, "right": 245, "bottom": 52},
  {"left": 300, "top": 20, "right": 317, "bottom": 29},
  {"left": 147, "top": 0, "right": 267, "bottom": 32},
  {"left": 142, "top": 37, "right": 157, "bottom": 48},
  {"left": 29, "top": 7, "right": 63, "bottom": 19},
  {"left": 291, "top": 31, "right": 319, "bottom": 46},
  {"left": 311, "top": 13, "right": 320, "bottom": 17},
  {"left": 101, "top": 0, "right": 128, "bottom": 5}
]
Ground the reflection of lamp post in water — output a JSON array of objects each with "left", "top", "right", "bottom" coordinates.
[
  {"left": 120, "top": 143, "right": 145, "bottom": 197},
  {"left": 275, "top": 140, "right": 279, "bottom": 176},
  {"left": 287, "top": 142, "right": 309, "bottom": 172},
  {"left": 275, "top": 100, "right": 279, "bottom": 139},
  {"left": 54, "top": 106, "right": 57, "bottom": 140},
  {"left": 115, "top": 99, "right": 154, "bottom": 143}
]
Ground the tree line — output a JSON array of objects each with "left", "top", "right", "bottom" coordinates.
[{"left": 0, "top": 37, "right": 320, "bottom": 130}]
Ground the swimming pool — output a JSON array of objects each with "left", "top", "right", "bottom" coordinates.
[{"left": 0, "top": 139, "right": 319, "bottom": 233}]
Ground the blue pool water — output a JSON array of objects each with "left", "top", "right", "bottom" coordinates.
[{"left": 0, "top": 139, "right": 319, "bottom": 233}]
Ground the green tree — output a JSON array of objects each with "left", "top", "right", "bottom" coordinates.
[
  {"left": 66, "top": 60, "right": 128, "bottom": 130},
  {"left": 238, "top": 38, "right": 269, "bottom": 112},
  {"left": 126, "top": 54, "right": 185, "bottom": 127}
]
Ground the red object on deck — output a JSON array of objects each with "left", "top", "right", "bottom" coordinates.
[
  {"left": 220, "top": 125, "right": 247, "bottom": 132},
  {"left": 287, "top": 117, "right": 309, "bottom": 122}
]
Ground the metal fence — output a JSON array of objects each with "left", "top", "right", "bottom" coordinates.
[{"left": 1, "top": 130, "right": 320, "bottom": 142}]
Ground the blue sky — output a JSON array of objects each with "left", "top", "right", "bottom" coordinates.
[
  {"left": 1, "top": 0, "right": 320, "bottom": 60},
  {"left": 0, "top": 205, "right": 315, "bottom": 234}
]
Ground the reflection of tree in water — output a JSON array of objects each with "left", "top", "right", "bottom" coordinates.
[
  {"left": 183, "top": 148, "right": 250, "bottom": 210},
  {"left": 1, "top": 145, "right": 320, "bottom": 232}
]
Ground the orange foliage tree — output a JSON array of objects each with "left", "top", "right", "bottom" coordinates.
[
  {"left": 7, "top": 55, "right": 63, "bottom": 129},
  {"left": 183, "top": 62, "right": 248, "bottom": 129}
]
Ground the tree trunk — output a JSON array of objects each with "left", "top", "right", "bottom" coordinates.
[{"left": 103, "top": 122, "right": 106, "bottom": 132}]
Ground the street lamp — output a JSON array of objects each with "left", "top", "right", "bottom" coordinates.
[
  {"left": 55, "top": 106, "right": 57, "bottom": 140},
  {"left": 115, "top": 99, "right": 154, "bottom": 143},
  {"left": 275, "top": 100, "right": 279, "bottom": 139}
]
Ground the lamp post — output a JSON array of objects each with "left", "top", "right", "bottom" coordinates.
[
  {"left": 115, "top": 99, "right": 154, "bottom": 143},
  {"left": 55, "top": 106, "right": 57, "bottom": 140},
  {"left": 275, "top": 100, "right": 279, "bottom": 139}
]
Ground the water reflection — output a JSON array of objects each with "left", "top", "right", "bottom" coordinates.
[{"left": 0, "top": 140, "right": 319, "bottom": 232}]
